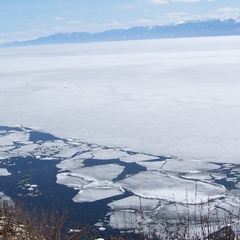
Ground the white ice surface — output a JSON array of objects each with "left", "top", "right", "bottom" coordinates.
[
  {"left": 1, "top": 36, "right": 240, "bottom": 163},
  {"left": 73, "top": 184, "right": 123, "bottom": 203},
  {"left": 138, "top": 158, "right": 220, "bottom": 172},
  {"left": 56, "top": 172, "right": 88, "bottom": 188},
  {"left": 0, "top": 131, "right": 29, "bottom": 146},
  {"left": 119, "top": 171, "right": 225, "bottom": 203},
  {"left": 56, "top": 157, "right": 85, "bottom": 171},
  {"left": 108, "top": 196, "right": 159, "bottom": 211},
  {"left": 159, "top": 159, "right": 219, "bottom": 172},
  {"left": 92, "top": 149, "right": 128, "bottom": 160},
  {"left": 57, "top": 164, "right": 125, "bottom": 202},
  {"left": 120, "top": 153, "right": 159, "bottom": 163},
  {"left": 0, "top": 168, "right": 11, "bottom": 176},
  {"left": 70, "top": 164, "right": 124, "bottom": 182}
]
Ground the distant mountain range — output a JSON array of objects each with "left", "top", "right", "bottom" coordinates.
[{"left": 2, "top": 18, "right": 240, "bottom": 47}]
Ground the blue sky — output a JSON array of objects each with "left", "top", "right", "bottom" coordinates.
[{"left": 0, "top": 0, "right": 240, "bottom": 42}]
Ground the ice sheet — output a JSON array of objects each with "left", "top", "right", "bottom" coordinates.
[
  {"left": 120, "top": 154, "right": 159, "bottom": 163},
  {"left": 1, "top": 36, "right": 240, "bottom": 163},
  {"left": 92, "top": 149, "right": 128, "bottom": 160},
  {"left": 56, "top": 172, "right": 88, "bottom": 188}
]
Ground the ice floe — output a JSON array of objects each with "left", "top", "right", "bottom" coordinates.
[
  {"left": 73, "top": 183, "right": 123, "bottom": 203},
  {"left": 92, "top": 149, "right": 128, "bottom": 160},
  {"left": 0, "top": 168, "right": 11, "bottom": 176},
  {"left": 119, "top": 171, "right": 226, "bottom": 203},
  {"left": 108, "top": 196, "right": 159, "bottom": 211}
]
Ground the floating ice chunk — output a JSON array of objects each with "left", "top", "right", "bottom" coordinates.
[
  {"left": 73, "top": 186, "right": 123, "bottom": 202},
  {"left": 155, "top": 200, "right": 222, "bottom": 221},
  {"left": 71, "top": 164, "right": 124, "bottom": 182},
  {"left": 10, "top": 143, "right": 38, "bottom": 156},
  {"left": 0, "top": 134, "right": 15, "bottom": 146},
  {"left": 57, "top": 158, "right": 85, "bottom": 171},
  {"left": 108, "top": 209, "right": 156, "bottom": 232},
  {"left": 51, "top": 147, "right": 77, "bottom": 158},
  {"left": 0, "top": 168, "right": 11, "bottom": 176},
  {"left": 119, "top": 171, "right": 225, "bottom": 203},
  {"left": 0, "top": 145, "right": 15, "bottom": 153},
  {"left": 75, "top": 151, "right": 93, "bottom": 159},
  {"left": 232, "top": 167, "right": 240, "bottom": 173},
  {"left": 108, "top": 196, "right": 159, "bottom": 211},
  {"left": 69, "top": 228, "right": 81, "bottom": 233},
  {"left": 66, "top": 138, "right": 74, "bottom": 142},
  {"left": 182, "top": 172, "right": 212, "bottom": 181},
  {"left": 137, "top": 160, "right": 168, "bottom": 171},
  {"left": 4, "top": 131, "right": 29, "bottom": 144},
  {"left": 33, "top": 140, "right": 73, "bottom": 158},
  {"left": 159, "top": 159, "right": 219, "bottom": 172},
  {"left": 235, "top": 182, "right": 240, "bottom": 188},
  {"left": 92, "top": 149, "right": 128, "bottom": 160},
  {"left": 120, "top": 154, "right": 158, "bottom": 163},
  {"left": 211, "top": 172, "right": 226, "bottom": 180},
  {"left": 57, "top": 172, "right": 88, "bottom": 188},
  {"left": 98, "top": 227, "right": 106, "bottom": 231},
  {"left": 41, "top": 157, "right": 58, "bottom": 160},
  {"left": 226, "top": 177, "right": 237, "bottom": 182}
]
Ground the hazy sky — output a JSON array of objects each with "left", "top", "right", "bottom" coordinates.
[{"left": 0, "top": 0, "right": 240, "bottom": 42}]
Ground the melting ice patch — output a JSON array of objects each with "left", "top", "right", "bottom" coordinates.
[
  {"left": 108, "top": 196, "right": 159, "bottom": 211},
  {"left": 92, "top": 149, "right": 128, "bottom": 160},
  {"left": 73, "top": 184, "right": 123, "bottom": 203},
  {"left": 0, "top": 168, "right": 11, "bottom": 176},
  {"left": 119, "top": 171, "right": 225, "bottom": 203},
  {"left": 68, "top": 164, "right": 124, "bottom": 182}
]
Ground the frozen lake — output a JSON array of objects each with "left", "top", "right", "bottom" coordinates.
[
  {"left": 1, "top": 36, "right": 240, "bottom": 162},
  {"left": 1, "top": 36, "right": 240, "bottom": 233}
]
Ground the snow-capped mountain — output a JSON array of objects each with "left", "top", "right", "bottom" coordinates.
[{"left": 2, "top": 18, "right": 240, "bottom": 47}]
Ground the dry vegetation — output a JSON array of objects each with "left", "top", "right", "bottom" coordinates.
[
  {"left": 0, "top": 200, "right": 239, "bottom": 239},
  {"left": 0, "top": 201, "right": 93, "bottom": 240}
]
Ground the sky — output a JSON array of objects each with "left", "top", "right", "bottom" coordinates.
[{"left": 0, "top": 0, "right": 240, "bottom": 43}]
